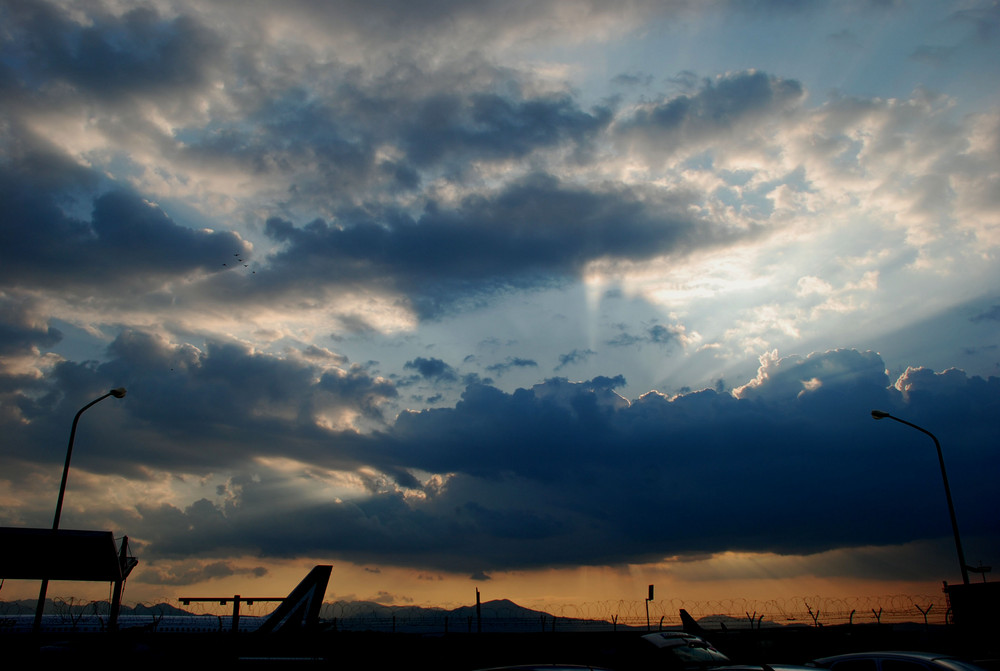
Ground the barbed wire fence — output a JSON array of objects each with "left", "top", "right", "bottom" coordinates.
[
  {"left": 543, "top": 594, "right": 950, "bottom": 628},
  {"left": 4, "top": 592, "right": 951, "bottom": 633},
  {"left": 163, "top": 594, "right": 952, "bottom": 631}
]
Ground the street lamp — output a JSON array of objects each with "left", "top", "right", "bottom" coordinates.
[
  {"left": 870, "top": 409, "right": 969, "bottom": 585},
  {"left": 51, "top": 388, "right": 127, "bottom": 529},
  {"left": 33, "top": 387, "right": 127, "bottom": 633}
]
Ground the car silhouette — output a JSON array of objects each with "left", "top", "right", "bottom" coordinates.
[{"left": 812, "top": 651, "right": 990, "bottom": 671}]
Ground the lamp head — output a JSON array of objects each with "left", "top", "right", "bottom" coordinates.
[
  {"left": 871, "top": 409, "right": 890, "bottom": 420},
  {"left": 110, "top": 387, "right": 127, "bottom": 398}
]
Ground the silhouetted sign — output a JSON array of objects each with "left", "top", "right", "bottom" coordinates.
[
  {"left": 0, "top": 527, "right": 127, "bottom": 581},
  {"left": 648, "top": 584, "right": 654, "bottom": 600}
]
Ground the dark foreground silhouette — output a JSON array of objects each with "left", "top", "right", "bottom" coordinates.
[{"left": 4, "top": 620, "right": 998, "bottom": 670}]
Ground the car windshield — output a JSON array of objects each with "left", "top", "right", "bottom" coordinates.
[{"left": 669, "top": 643, "right": 731, "bottom": 665}]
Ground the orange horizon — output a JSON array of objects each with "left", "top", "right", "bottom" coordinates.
[{"left": 0, "top": 553, "right": 958, "bottom": 627}]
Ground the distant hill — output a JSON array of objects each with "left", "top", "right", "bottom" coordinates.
[
  {"left": 0, "top": 599, "right": 191, "bottom": 617},
  {"left": 3, "top": 597, "right": 573, "bottom": 622},
  {"left": 2, "top": 596, "right": 628, "bottom": 633},
  {"left": 695, "top": 613, "right": 780, "bottom": 630},
  {"left": 319, "top": 598, "right": 621, "bottom": 633},
  {"left": 322, "top": 597, "right": 549, "bottom": 620}
]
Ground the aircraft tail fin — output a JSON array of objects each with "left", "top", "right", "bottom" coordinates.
[
  {"left": 680, "top": 608, "right": 708, "bottom": 636},
  {"left": 257, "top": 565, "right": 332, "bottom": 634}
]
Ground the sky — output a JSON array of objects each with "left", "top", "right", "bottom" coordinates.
[{"left": 0, "top": 0, "right": 998, "bottom": 616}]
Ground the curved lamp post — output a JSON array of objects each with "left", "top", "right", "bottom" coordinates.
[
  {"left": 33, "top": 388, "right": 127, "bottom": 633},
  {"left": 870, "top": 409, "right": 969, "bottom": 585}
]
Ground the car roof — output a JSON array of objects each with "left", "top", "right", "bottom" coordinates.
[
  {"left": 472, "top": 666, "right": 617, "bottom": 671},
  {"left": 815, "top": 652, "right": 956, "bottom": 664},
  {"left": 641, "top": 631, "right": 709, "bottom": 648},
  {"left": 710, "top": 665, "right": 817, "bottom": 671}
]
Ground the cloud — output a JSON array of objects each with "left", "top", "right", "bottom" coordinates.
[
  {"left": 136, "top": 560, "right": 269, "bottom": 587},
  {"left": 83, "top": 350, "right": 997, "bottom": 575},
  {"left": 950, "top": 4, "right": 1000, "bottom": 43},
  {"left": 368, "top": 590, "right": 413, "bottom": 605},
  {"left": 1, "top": 0, "right": 998, "bottom": 599},
  {"left": 970, "top": 304, "right": 1000, "bottom": 322},
  {"left": 910, "top": 45, "right": 956, "bottom": 66},
  {"left": 606, "top": 323, "right": 689, "bottom": 349},
  {"left": 2, "top": 3, "right": 224, "bottom": 104},
  {"left": 404, "top": 357, "right": 458, "bottom": 382},
  {"left": 615, "top": 70, "right": 806, "bottom": 159},
  {"left": 826, "top": 29, "right": 860, "bottom": 49},
  {"left": 400, "top": 92, "right": 611, "bottom": 167},
  {"left": 0, "top": 294, "right": 63, "bottom": 357},
  {"left": 7, "top": 2, "right": 994, "bottom": 350},
  {"left": 262, "top": 172, "right": 737, "bottom": 317},
  {"left": 0, "top": 329, "right": 398, "bottom": 476},
  {"left": 611, "top": 72, "right": 653, "bottom": 88},
  {"left": 732, "top": 348, "right": 889, "bottom": 402},
  {"left": 485, "top": 357, "right": 539, "bottom": 375},
  {"left": 197, "top": 0, "right": 667, "bottom": 60},
  {"left": 649, "top": 324, "right": 684, "bottom": 345},
  {"left": 0, "top": 169, "right": 247, "bottom": 292},
  {"left": 555, "top": 348, "right": 596, "bottom": 371}
]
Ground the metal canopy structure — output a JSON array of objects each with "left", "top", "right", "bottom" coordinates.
[{"left": 0, "top": 527, "right": 138, "bottom": 631}]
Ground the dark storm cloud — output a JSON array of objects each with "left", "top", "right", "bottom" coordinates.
[
  {"left": 485, "top": 357, "right": 539, "bottom": 375},
  {"left": 970, "top": 304, "right": 1000, "bottom": 322},
  {"left": 555, "top": 348, "right": 596, "bottom": 371},
  {"left": 159, "top": 55, "right": 610, "bottom": 205},
  {"left": 0, "top": 294, "right": 62, "bottom": 356},
  {"left": 0, "top": 329, "right": 397, "bottom": 476},
  {"left": 136, "top": 560, "right": 268, "bottom": 587},
  {"left": 178, "top": 88, "right": 386, "bottom": 198},
  {"left": 950, "top": 3, "right": 1000, "bottom": 42},
  {"left": 123, "top": 350, "right": 998, "bottom": 573},
  {"left": 606, "top": 323, "right": 685, "bottom": 348},
  {"left": 611, "top": 72, "right": 654, "bottom": 88},
  {"left": 616, "top": 70, "right": 805, "bottom": 152},
  {"left": 0, "top": 160, "right": 246, "bottom": 291},
  {"left": 207, "top": 68, "right": 793, "bottom": 212},
  {"left": 1, "top": 1, "right": 223, "bottom": 102},
  {"left": 4, "top": 5, "right": 774, "bottom": 320},
  {"left": 462, "top": 372, "right": 492, "bottom": 387},
  {"left": 404, "top": 357, "right": 458, "bottom": 382},
  {"left": 1, "top": 0, "right": 996, "bottom": 588},
  {"left": 264, "top": 173, "right": 741, "bottom": 316},
  {"left": 401, "top": 92, "right": 611, "bottom": 166},
  {"left": 648, "top": 324, "right": 683, "bottom": 344},
  {"left": 221, "top": 0, "right": 664, "bottom": 53},
  {"left": 607, "top": 332, "right": 644, "bottom": 347}
]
